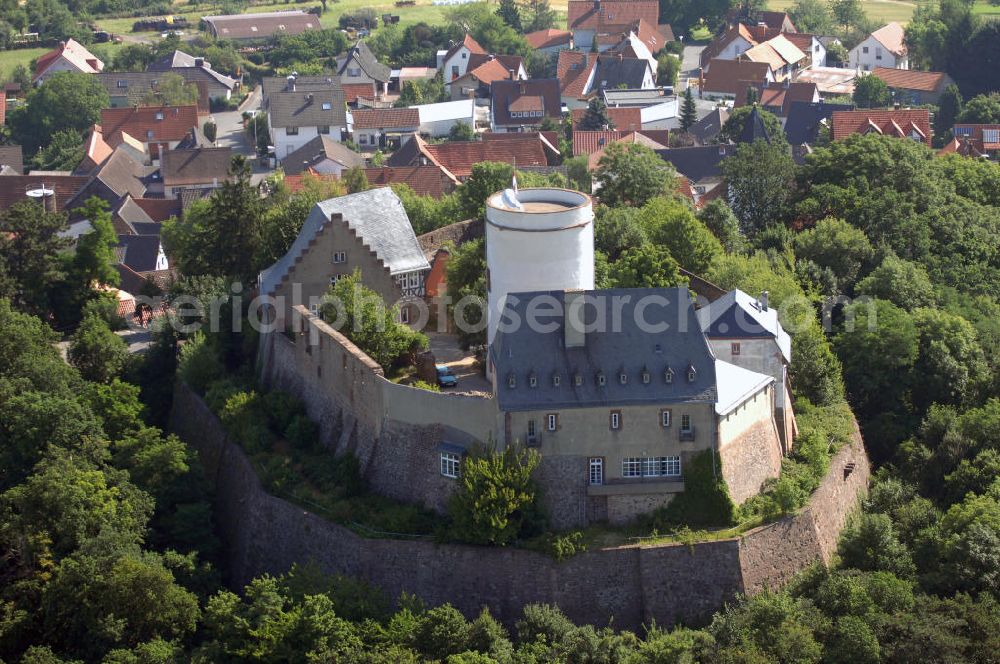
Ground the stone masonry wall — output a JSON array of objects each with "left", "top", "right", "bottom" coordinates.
[
  {"left": 171, "top": 382, "right": 870, "bottom": 630},
  {"left": 720, "top": 418, "right": 785, "bottom": 505}
]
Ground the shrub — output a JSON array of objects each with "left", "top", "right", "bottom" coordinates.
[
  {"left": 516, "top": 603, "right": 575, "bottom": 645},
  {"left": 536, "top": 531, "right": 587, "bottom": 561},
  {"left": 68, "top": 314, "right": 130, "bottom": 383},
  {"left": 411, "top": 380, "right": 440, "bottom": 392},
  {"left": 82, "top": 295, "right": 127, "bottom": 330},
  {"left": 284, "top": 414, "right": 319, "bottom": 451},
  {"left": 177, "top": 332, "right": 224, "bottom": 395},
  {"left": 204, "top": 378, "right": 249, "bottom": 415},
  {"left": 220, "top": 390, "right": 273, "bottom": 454},
  {"left": 649, "top": 450, "right": 735, "bottom": 528},
  {"left": 263, "top": 390, "right": 306, "bottom": 434}
]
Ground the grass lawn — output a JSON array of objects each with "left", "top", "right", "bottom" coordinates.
[
  {"left": 0, "top": 47, "right": 49, "bottom": 80},
  {"left": 768, "top": 0, "right": 917, "bottom": 24}
]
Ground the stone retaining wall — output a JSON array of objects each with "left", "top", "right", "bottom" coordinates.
[{"left": 171, "top": 382, "right": 870, "bottom": 629}]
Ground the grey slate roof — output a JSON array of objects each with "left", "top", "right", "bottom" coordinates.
[
  {"left": 696, "top": 288, "right": 791, "bottom": 362},
  {"left": 0, "top": 145, "right": 24, "bottom": 173},
  {"left": 338, "top": 41, "right": 391, "bottom": 83},
  {"left": 784, "top": 101, "right": 853, "bottom": 146},
  {"left": 115, "top": 234, "right": 161, "bottom": 272},
  {"left": 162, "top": 147, "right": 233, "bottom": 186},
  {"left": 737, "top": 105, "right": 770, "bottom": 144},
  {"left": 688, "top": 107, "right": 729, "bottom": 145},
  {"left": 656, "top": 144, "right": 733, "bottom": 182},
  {"left": 591, "top": 56, "right": 650, "bottom": 92},
  {"left": 259, "top": 187, "right": 431, "bottom": 295},
  {"left": 491, "top": 287, "right": 718, "bottom": 412},
  {"left": 67, "top": 147, "right": 151, "bottom": 208},
  {"left": 262, "top": 75, "right": 347, "bottom": 130},
  {"left": 281, "top": 135, "right": 366, "bottom": 175},
  {"left": 147, "top": 50, "right": 239, "bottom": 90}
]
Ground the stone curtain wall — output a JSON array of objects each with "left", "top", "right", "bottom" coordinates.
[
  {"left": 719, "top": 418, "right": 785, "bottom": 505},
  {"left": 171, "top": 382, "right": 870, "bottom": 630}
]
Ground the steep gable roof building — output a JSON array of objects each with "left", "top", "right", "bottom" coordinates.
[
  {"left": 96, "top": 72, "right": 212, "bottom": 113},
  {"left": 526, "top": 28, "right": 574, "bottom": 54},
  {"left": 146, "top": 50, "right": 239, "bottom": 99},
  {"left": 737, "top": 34, "right": 805, "bottom": 80},
  {"left": 849, "top": 22, "right": 908, "bottom": 71},
  {"left": 568, "top": 0, "right": 659, "bottom": 49},
  {"left": 33, "top": 39, "right": 104, "bottom": 83},
  {"left": 701, "top": 59, "right": 774, "bottom": 99},
  {"left": 259, "top": 188, "right": 431, "bottom": 327},
  {"left": 100, "top": 105, "right": 201, "bottom": 158},
  {"left": 688, "top": 107, "right": 729, "bottom": 145},
  {"left": 571, "top": 106, "right": 642, "bottom": 131},
  {"left": 784, "top": 101, "right": 854, "bottom": 161},
  {"left": 441, "top": 34, "right": 487, "bottom": 83},
  {"left": 351, "top": 108, "right": 421, "bottom": 149},
  {"left": 161, "top": 146, "right": 233, "bottom": 196},
  {"left": 0, "top": 174, "right": 91, "bottom": 211},
  {"left": 281, "top": 135, "right": 366, "bottom": 176},
  {"left": 339, "top": 41, "right": 392, "bottom": 95},
  {"left": 656, "top": 144, "right": 735, "bottom": 192},
  {"left": 116, "top": 234, "right": 168, "bottom": 272},
  {"left": 944, "top": 125, "right": 1000, "bottom": 159},
  {"left": 490, "top": 79, "right": 562, "bottom": 132},
  {"left": 263, "top": 74, "right": 348, "bottom": 156},
  {"left": 387, "top": 134, "right": 555, "bottom": 179},
  {"left": 202, "top": 10, "right": 319, "bottom": 42},
  {"left": 363, "top": 165, "right": 458, "bottom": 199},
  {"left": 736, "top": 81, "right": 819, "bottom": 117},
  {"left": 831, "top": 108, "right": 931, "bottom": 146},
  {"left": 449, "top": 56, "right": 524, "bottom": 100},
  {"left": 0, "top": 146, "right": 24, "bottom": 174}
]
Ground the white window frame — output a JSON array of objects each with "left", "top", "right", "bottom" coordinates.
[
  {"left": 332, "top": 251, "right": 346, "bottom": 264},
  {"left": 322, "top": 102, "right": 332, "bottom": 110},
  {"left": 546, "top": 413, "right": 557, "bottom": 431},
  {"left": 440, "top": 452, "right": 460, "bottom": 478},
  {"left": 680, "top": 414, "right": 692, "bottom": 433},
  {"left": 622, "top": 457, "right": 642, "bottom": 477},
  {"left": 610, "top": 411, "right": 621, "bottom": 430},
  {"left": 589, "top": 457, "right": 604, "bottom": 485},
  {"left": 661, "top": 409, "right": 671, "bottom": 427}
]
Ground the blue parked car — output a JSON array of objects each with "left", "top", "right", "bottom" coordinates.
[{"left": 436, "top": 365, "right": 458, "bottom": 388}]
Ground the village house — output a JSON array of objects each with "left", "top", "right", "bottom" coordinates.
[
  {"left": 363, "top": 166, "right": 459, "bottom": 199},
  {"left": 566, "top": 0, "right": 660, "bottom": 51},
  {"left": 525, "top": 29, "right": 575, "bottom": 57},
  {"left": 940, "top": 125, "right": 1000, "bottom": 159},
  {"left": 849, "top": 22, "right": 908, "bottom": 71},
  {"left": 784, "top": 101, "right": 854, "bottom": 161},
  {"left": 869, "top": 67, "right": 956, "bottom": 105},
  {"left": 33, "top": 39, "right": 103, "bottom": 84},
  {"left": 830, "top": 108, "right": 931, "bottom": 146},
  {"left": 202, "top": 10, "right": 319, "bottom": 43},
  {"left": 449, "top": 56, "right": 524, "bottom": 101},
  {"left": 161, "top": 146, "right": 233, "bottom": 199},
  {"left": 701, "top": 59, "right": 775, "bottom": 100},
  {"left": 95, "top": 72, "right": 212, "bottom": 112},
  {"left": 557, "top": 52, "right": 656, "bottom": 109},
  {"left": 351, "top": 108, "right": 421, "bottom": 150},
  {"left": 387, "top": 133, "right": 558, "bottom": 180},
  {"left": 100, "top": 105, "right": 201, "bottom": 159},
  {"left": 736, "top": 81, "right": 820, "bottom": 118},
  {"left": 146, "top": 50, "right": 240, "bottom": 101},
  {"left": 736, "top": 34, "right": 806, "bottom": 81},
  {"left": 439, "top": 34, "right": 487, "bottom": 84},
  {"left": 339, "top": 41, "right": 392, "bottom": 98},
  {"left": 281, "top": 135, "right": 366, "bottom": 176},
  {"left": 262, "top": 74, "right": 348, "bottom": 158},
  {"left": 490, "top": 79, "right": 563, "bottom": 132}
]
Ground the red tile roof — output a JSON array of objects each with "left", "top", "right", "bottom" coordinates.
[
  {"left": 575, "top": 130, "right": 669, "bottom": 168},
  {"left": 557, "top": 51, "right": 599, "bottom": 98},
  {"left": 871, "top": 67, "right": 949, "bottom": 93},
  {"left": 342, "top": 82, "right": 376, "bottom": 103},
  {"left": 509, "top": 95, "right": 545, "bottom": 113},
  {"left": 571, "top": 106, "right": 642, "bottom": 130},
  {"left": 950, "top": 124, "right": 1000, "bottom": 152},
  {"left": 526, "top": 28, "right": 573, "bottom": 49},
  {"left": 407, "top": 135, "right": 551, "bottom": 179},
  {"left": 831, "top": 109, "right": 932, "bottom": 146},
  {"left": 460, "top": 58, "right": 513, "bottom": 86},
  {"left": 364, "top": 166, "right": 457, "bottom": 198},
  {"left": 702, "top": 59, "right": 772, "bottom": 97},
  {"left": 351, "top": 108, "right": 420, "bottom": 130},
  {"left": 701, "top": 24, "right": 757, "bottom": 68},
  {"left": 573, "top": 130, "right": 628, "bottom": 155},
  {"left": 568, "top": 0, "right": 659, "bottom": 30},
  {"left": 467, "top": 53, "right": 523, "bottom": 76},
  {"left": 0, "top": 175, "right": 91, "bottom": 212},
  {"left": 100, "top": 105, "right": 200, "bottom": 149},
  {"left": 443, "top": 34, "right": 486, "bottom": 64},
  {"left": 736, "top": 81, "right": 818, "bottom": 116}
]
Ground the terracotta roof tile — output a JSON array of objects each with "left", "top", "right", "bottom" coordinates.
[
  {"left": 831, "top": 109, "right": 931, "bottom": 146},
  {"left": 701, "top": 24, "right": 757, "bottom": 67},
  {"left": 364, "top": 166, "right": 457, "bottom": 198},
  {"left": 557, "top": 51, "right": 599, "bottom": 98},
  {"left": 461, "top": 58, "right": 513, "bottom": 86},
  {"left": 526, "top": 28, "right": 573, "bottom": 49},
  {"left": 443, "top": 34, "right": 486, "bottom": 64},
  {"left": 568, "top": 0, "right": 659, "bottom": 30},
  {"left": 702, "top": 59, "right": 771, "bottom": 96},
  {"left": 0, "top": 174, "right": 91, "bottom": 212},
  {"left": 341, "top": 82, "right": 376, "bottom": 103},
  {"left": 100, "top": 105, "right": 200, "bottom": 149},
  {"left": 571, "top": 106, "right": 642, "bottom": 130},
  {"left": 871, "top": 67, "right": 948, "bottom": 93},
  {"left": 134, "top": 197, "right": 182, "bottom": 222},
  {"left": 388, "top": 135, "right": 552, "bottom": 179},
  {"left": 351, "top": 107, "right": 420, "bottom": 130},
  {"left": 34, "top": 39, "right": 103, "bottom": 80}
]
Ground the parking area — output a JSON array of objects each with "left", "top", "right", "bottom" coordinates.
[{"left": 427, "top": 331, "right": 492, "bottom": 394}]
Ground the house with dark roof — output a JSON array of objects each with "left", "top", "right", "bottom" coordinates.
[
  {"left": 339, "top": 41, "right": 392, "bottom": 96},
  {"left": 67, "top": 146, "right": 153, "bottom": 207},
  {"left": 111, "top": 194, "right": 163, "bottom": 235},
  {"left": 656, "top": 144, "right": 734, "bottom": 196},
  {"left": 687, "top": 107, "right": 729, "bottom": 145},
  {"left": 96, "top": 72, "right": 212, "bottom": 113},
  {"left": 831, "top": 108, "right": 931, "bottom": 146},
  {"left": 116, "top": 234, "right": 168, "bottom": 273},
  {"left": 849, "top": 22, "right": 908, "bottom": 71},
  {"left": 281, "top": 135, "right": 366, "bottom": 176},
  {"left": 351, "top": 108, "right": 421, "bottom": 149},
  {"left": 449, "top": 54, "right": 526, "bottom": 100},
  {"left": 784, "top": 101, "right": 853, "bottom": 161},
  {"left": 33, "top": 39, "right": 103, "bottom": 84},
  {"left": 202, "top": 10, "right": 319, "bottom": 43},
  {"left": 0, "top": 146, "right": 24, "bottom": 174},
  {"left": 259, "top": 187, "right": 431, "bottom": 327},
  {"left": 557, "top": 52, "right": 655, "bottom": 109},
  {"left": 869, "top": 67, "right": 955, "bottom": 105},
  {"left": 146, "top": 50, "right": 240, "bottom": 100},
  {"left": 440, "top": 34, "right": 487, "bottom": 83},
  {"left": 736, "top": 81, "right": 819, "bottom": 117},
  {"left": 567, "top": 0, "right": 659, "bottom": 50},
  {"left": 490, "top": 79, "right": 562, "bottom": 132},
  {"left": 100, "top": 105, "right": 201, "bottom": 159},
  {"left": 262, "top": 74, "right": 348, "bottom": 157},
  {"left": 161, "top": 147, "right": 233, "bottom": 198}
]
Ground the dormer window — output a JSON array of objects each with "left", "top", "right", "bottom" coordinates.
[
  {"left": 552, "top": 373, "right": 561, "bottom": 387},
  {"left": 574, "top": 372, "right": 583, "bottom": 386},
  {"left": 322, "top": 102, "right": 332, "bottom": 110},
  {"left": 641, "top": 368, "right": 650, "bottom": 384},
  {"left": 619, "top": 369, "right": 627, "bottom": 385},
  {"left": 507, "top": 373, "right": 516, "bottom": 389},
  {"left": 155, "top": 111, "right": 164, "bottom": 120},
  {"left": 687, "top": 365, "right": 697, "bottom": 382},
  {"left": 528, "top": 372, "right": 538, "bottom": 388},
  {"left": 665, "top": 367, "right": 674, "bottom": 384},
  {"left": 596, "top": 371, "right": 606, "bottom": 386}
]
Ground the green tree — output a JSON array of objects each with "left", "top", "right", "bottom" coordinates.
[
  {"left": 638, "top": 196, "right": 723, "bottom": 273},
  {"left": 838, "top": 512, "right": 917, "bottom": 578},
  {"left": 720, "top": 140, "right": 796, "bottom": 237},
  {"left": 787, "top": 0, "right": 834, "bottom": 33},
  {"left": 448, "top": 122, "right": 476, "bottom": 142},
  {"left": 73, "top": 197, "right": 120, "bottom": 290},
  {"left": 343, "top": 166, "right": 369, "bottom": 194},
  {"left": 853, "top": 74, "right": 891, "bottom": 109},
  {"left": 831, "top": 0, "right": 866, "bottom": 31},
  {"left": 793, "top": 217, "right": 874, "bottom": 290},
  {"left": 697, "top": 199, "right": 747, "bottom": 254},
  {"left": 495, "top": 0, "right": 522, "bottom": 31},
  {"left": 445, "top": 237, "right": 486, "bottom": 350},
  {"left": 8, "top": 71, "right": 109, "bottom": 154},
  {"left": 657, "top": 53, "right": 680, "bottom": 87},
  {"left": 578, "top": 97, "right": 614, "bottom": 130},
  {"left": 608, "top": 244, "right": 686, "bottom": 288},
  {"left": 68, "top": 313, "right": 130, "bottom": 383},
  {"left": 30, "top": 129, "right": 84, "bottom": 172},
  {"left": 855, "top": 253, "right": 936, "bottom": 310},
  {"left": 911, "top": 307, "right": 989, "bottom": 413},
  {"left": 320, "top": 270, "right": 427, "bottom": 369},
  {"left": 594, "top": 206, "right": 646, "bottom": 261},
  {"left": 957, "top": 92, "right": 1000, "bottom": 124},
  {"left": 593, "top": 142, "right": 676, "bottom": 207},
  {"left": 522, "top": 0, "right": 557, "bottom": 32},
  {"left": 458, "top": 161, "right": 516, "bottom": 219},
  {"left": 717, "top": 105, "right": 784, "bottom": 144},
  {"left": 679, "top": 87, "right": 697, "bottom": 132},
  {"left": 203, "top": 120, "right": 217, "bottom": 143},
  {"left": 935, "top": 84, "right": 963, "bottom": 137},
  {"left": 143, "top": 72, "right": 199, "bottom": 107},
  {"left": 0, "top": 200, "right": 70, "bottom": 316},
  {"left": 448, "top": 445, "right": 543, "bottom": 546}
]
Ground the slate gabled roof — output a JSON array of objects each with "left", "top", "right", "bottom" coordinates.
[
  {"left": 491, "top": 287, "right": 718, "bottom": 412},
  {"left": 259, "top": 187, "right": 430, "bottom": 296},
  {"left": 656, "top": 145, "right": 733, "bottom": 182},
  {"left": 591, "top": 56, "right": 650, "bottom": 92},
  {"left": 784, "top": 101, "right": 853, "bottom": 146},
  {"left": 115, "top": 234, "right": 162, "bottom": 272},
  {"left": 339, "top": 41, "right": 391, "bottom": 83},
  {"left": 688, "top": 107, "right": 730, "bottom": 144},
  {"left": 262, "top": 75, "right": 347, "bottom": 130},
  {"left": 696, "top": 288, "right": 791, "bottom": 362},
  {"left": 0, "top": 146, "right": 23, "bottom": 174},
  {"left": 162, "top": 147, "right": 233, "bottom": 187},
  {"left": 282, "top": 135, "right": 366, "bottom": 175}
]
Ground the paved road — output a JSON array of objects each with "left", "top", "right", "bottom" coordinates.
[
  {"left": 210, "top": 85, "right": 261, "bottom": 157},
  {"left": 679, "top": 44, "right": 706, "bottom": 91}
]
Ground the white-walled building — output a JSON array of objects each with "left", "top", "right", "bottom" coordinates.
[
  {"left": 263, "top": 75, "right": 347, "bottom": 158},
  {"left": 849, "top": 22, "right": 908, "bottom": 71},
  {"left": 413, "top": 99, "right": 476, "bottom": 138},
  {"left": 440, "top": 34, "right": 487, "bottom": 84}
]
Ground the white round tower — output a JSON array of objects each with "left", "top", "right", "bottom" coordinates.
[{"left": 485, "top": 187, "right": 594, "bottom": 348}]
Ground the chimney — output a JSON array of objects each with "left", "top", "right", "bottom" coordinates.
[
  {"left": 564, "top": 290, "right": 587, "bottom": 348},
  {"left": 194, "top": 57, "right": 204, "bottom": 67},
  {"left": 893, "top": 101, "right": 901, "bottom": 110},
  {"left": 509, "top": 68, "right": 515, "bottom": 80},
  {"left": 488, "top": 54, "right": 495, "bottom": 61},
  {"left": 760, "top": 290, "right": 769, "bottom": 311},
  {"left": 286, "top": 74, "right": 296, "bottom": 91}
]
